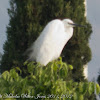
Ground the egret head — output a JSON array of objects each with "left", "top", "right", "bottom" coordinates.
[{"left": 62, "top": 19, "right": 86, "bottom": 28}]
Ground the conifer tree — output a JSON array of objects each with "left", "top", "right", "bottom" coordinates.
[
  {"left": 0, "top": 0, "right": 92, "bottom": 82},
  {"left": 0, "top": 0, "right": 28, "bottom": 72}
]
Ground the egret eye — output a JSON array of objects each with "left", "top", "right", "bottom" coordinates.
[{"left": 68, "top": 22, "right": 73, "bottom": 25}]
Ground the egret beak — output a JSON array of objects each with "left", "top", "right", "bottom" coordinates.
[{"left": 69, "top": 23, "right": 86, "bottom": 27}]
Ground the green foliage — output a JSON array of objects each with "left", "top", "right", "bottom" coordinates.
[
  {"left": 0, "top": 59, "right": 99, "bottom": 100},
  {"left": 96, "top": 84, "right": 100, "bottom": 95}
]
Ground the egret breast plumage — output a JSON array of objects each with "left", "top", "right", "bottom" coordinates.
[{"left": 27, "top": 19, "right": 84, "bottom": 66}]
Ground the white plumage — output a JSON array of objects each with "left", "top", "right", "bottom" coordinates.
[{"left": 27, "top": 19, "right": 76, "bottom": 66}]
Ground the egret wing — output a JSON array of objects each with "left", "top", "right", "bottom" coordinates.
[{"left": 28, "top": 19, "right": 67, "bottom": 65}]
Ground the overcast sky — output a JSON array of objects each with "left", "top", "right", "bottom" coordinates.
[
  {"left": 0, "top": 1, "right": 9, "bottom": 53},
  {"left": 87, "top": 0, "right": 100, "bottom": 81},
  {"left": 0, "top": 0, "right": 100, "bottom": 82}
]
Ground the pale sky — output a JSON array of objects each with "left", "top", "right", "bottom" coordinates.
[
  {"left": 87, "top": 0, "right": 100, "bottom": 81},
  {"left": 0, "top": 1, "right": 9, "bottom": 53},
  {"left": 0, "top": 0, "right": 100, "bottom": 82}
]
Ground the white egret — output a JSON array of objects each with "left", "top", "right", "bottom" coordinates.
[{"left": 27, "top": 19, "right": 85, "bottom": 66}]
